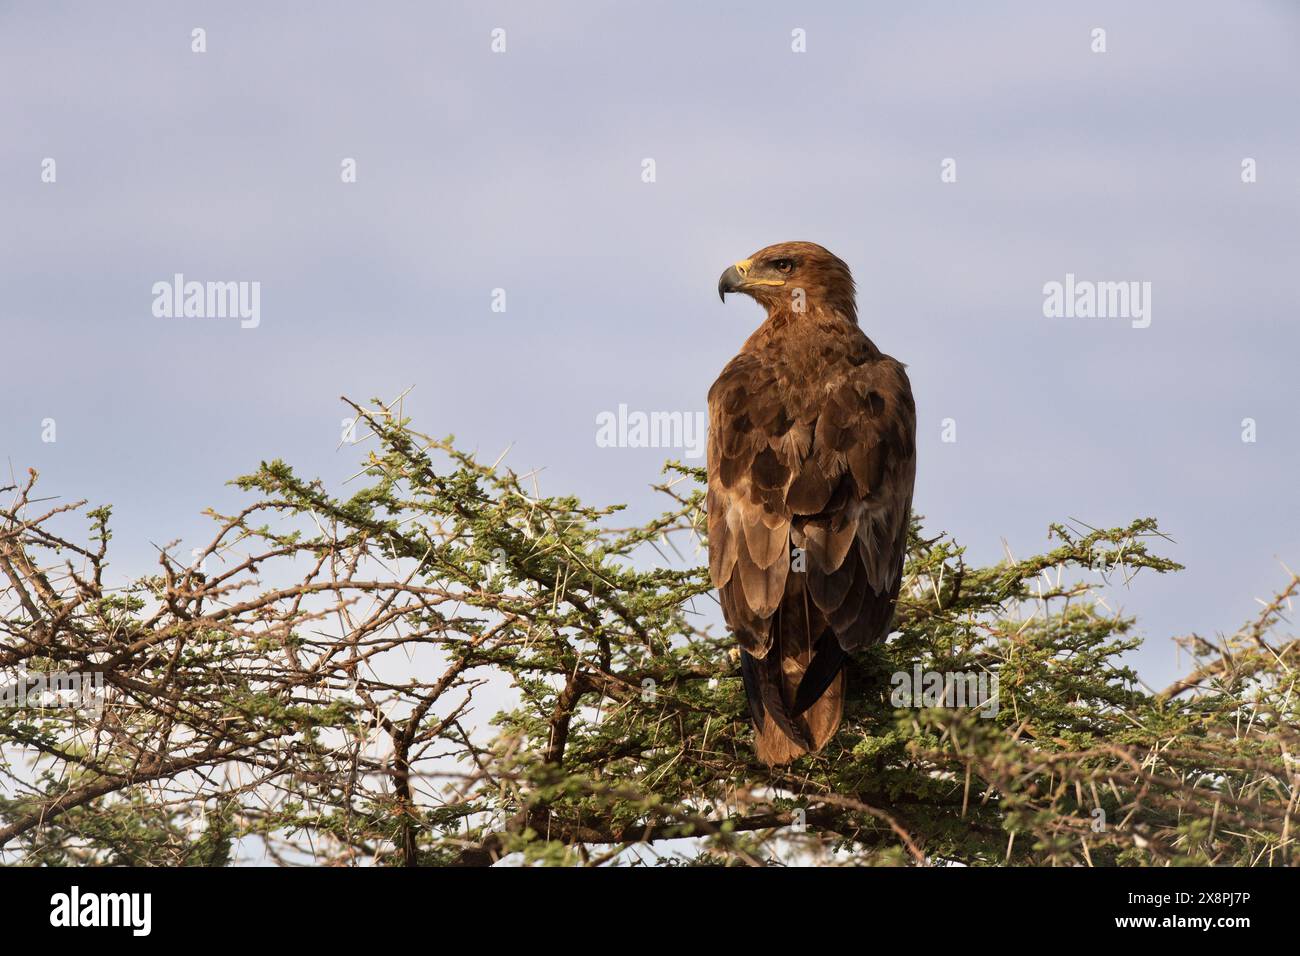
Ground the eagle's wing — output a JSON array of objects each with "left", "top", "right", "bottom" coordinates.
[{"left": 707, "top": 345, "right": 916, "bottom": 760}]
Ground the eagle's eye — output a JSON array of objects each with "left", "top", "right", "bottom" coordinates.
[{"left": 771, "top": 258, "right": 795, "bottom": 275}]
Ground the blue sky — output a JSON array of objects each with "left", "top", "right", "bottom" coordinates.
[{"left": 3, "top": 1, "right": 1298, "bottom": 690}]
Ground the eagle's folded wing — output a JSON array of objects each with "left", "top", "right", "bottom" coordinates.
[{"left": 707, "top": 351, "right": 916, "bottom": 656}]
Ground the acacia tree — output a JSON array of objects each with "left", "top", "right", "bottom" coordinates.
[{"left": 1, "top": 397, "right": 1296, "bottom": 866}]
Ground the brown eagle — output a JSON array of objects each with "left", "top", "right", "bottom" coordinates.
[{"left": 709, "top": 241, "right": 916, "bottom": 765}]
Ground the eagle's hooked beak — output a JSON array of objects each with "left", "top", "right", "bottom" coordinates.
[
  {"left": 718, "top": 257, "right": 784, "bottom": 302},
  {"left": 717, "top": 263, "right": 745, "bottom": 302}
]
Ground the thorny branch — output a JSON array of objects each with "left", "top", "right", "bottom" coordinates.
[{"left": 1, "top": 399, "right": 1295, "bottom": 866}]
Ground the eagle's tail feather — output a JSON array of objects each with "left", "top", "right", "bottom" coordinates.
[
  {"left": 744, "top": 625, "right": 846, "bottom": 766},
  {"left": 792, "top": 637, "right": 847, "bottom": 717},
  {"left": 742, "top": 648, "right": 813, "bottom": 758},
  {"left": 738, "top": 649, "right": 768, "bottom": 729}
]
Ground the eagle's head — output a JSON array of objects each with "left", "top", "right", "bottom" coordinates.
[{"left": 717, "top": 241, "right": 856, "bottom": 323}]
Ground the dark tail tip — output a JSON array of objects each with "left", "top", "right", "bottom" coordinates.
[
  {"left": 791, "top": 637, "right": 847, "bottom": 717},
  {"left": 743, "top": 648, "right": 813, "bottom": 752}
]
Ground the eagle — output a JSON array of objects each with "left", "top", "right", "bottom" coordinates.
[{"left": 708, "top": 241, "right": 916, "bottom": 765}]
